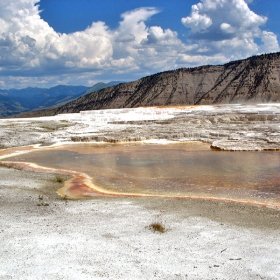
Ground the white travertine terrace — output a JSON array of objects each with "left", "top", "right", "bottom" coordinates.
[{"left": 0, "top": 104, "right": 280, "bottom": 150}]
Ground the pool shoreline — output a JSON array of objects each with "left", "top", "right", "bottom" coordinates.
[{"left": 1, "top": 141, "right": 279, "bottom": 210}]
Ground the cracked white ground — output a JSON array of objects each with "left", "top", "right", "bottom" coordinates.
[{"left": 0, "top": 104, "right": 279, "bottom": 279}]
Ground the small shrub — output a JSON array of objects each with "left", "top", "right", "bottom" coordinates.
[
  {"left": 56, "top": 175, "right": 63, "bottom": 183},
  {"left": 148, "top": 222, "right": 166, "bottom": 233}
]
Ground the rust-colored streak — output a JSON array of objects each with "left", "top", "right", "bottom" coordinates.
[
  {"left": 0, "top": 145, "right": 38, "bottom": 160},
  {"left": 0, "top": 160, "right": 103, "bottom": 199},
  {"left": 63, "top": 174, "right": 108, "bottom": 198}
]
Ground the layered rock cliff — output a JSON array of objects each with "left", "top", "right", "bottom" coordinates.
[{"left": 46, "top": 52, "right": 280, "bottom": 114}]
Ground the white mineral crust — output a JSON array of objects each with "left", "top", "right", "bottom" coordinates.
[{"left": 0, "top": 104, "right": 279, "bottom": 150}]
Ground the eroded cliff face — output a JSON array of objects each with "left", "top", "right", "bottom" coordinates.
[{"left": 55, "top": 52, "right": 280, "bottom": 113}]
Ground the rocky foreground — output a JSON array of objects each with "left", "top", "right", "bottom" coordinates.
[
  {"left": 0, "top": 166, "right": 279, "bottom": 280},
  {"left": 0, "top": 104, "right": 280, "bottom": 279},
  {"left": 1, "top": 104, "right": 280, "bottom": 151}
]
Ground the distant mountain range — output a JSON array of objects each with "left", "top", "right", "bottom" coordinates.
[
  {"left": 8, "top": 52, "right": 280, "bottom": 118},
  {"left": 0, "top": 81, "right": 122, "bottom": 117}
]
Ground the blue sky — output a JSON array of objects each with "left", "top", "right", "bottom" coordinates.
[
  {"left": 0, "top": 0, "right": 279, "bottom": 89},
  {"left": 38, "top": 0, "right": 199, "bottom": 40}
]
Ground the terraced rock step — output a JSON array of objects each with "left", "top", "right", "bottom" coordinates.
[{"left": 0, "top": 104, "right": 279, "bottom": 151}]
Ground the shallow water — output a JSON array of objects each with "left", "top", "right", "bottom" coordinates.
[{"left": 4, "top": 142, "right": 280, "bottom": 206}]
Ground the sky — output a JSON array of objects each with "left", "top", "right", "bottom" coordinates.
[{"left": 0, "top": 0, "right": 279, "bottom": 89}]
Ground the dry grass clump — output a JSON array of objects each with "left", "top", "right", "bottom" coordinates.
[
  {"left": 55, "top": 175, "right": 63, "bottom": 183},
  {"left": 148, "top": 222, "right": 166, "bottom": 233}
]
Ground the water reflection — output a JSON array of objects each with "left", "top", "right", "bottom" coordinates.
[{"left": 4, "top": 142, "right": 280, "bottom": 206}]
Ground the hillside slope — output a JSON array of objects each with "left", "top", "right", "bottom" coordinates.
[{"left": 54, "top": 52, "right": 280, "bottom": 114}]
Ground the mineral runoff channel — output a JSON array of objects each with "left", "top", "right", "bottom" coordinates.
[{"left": 0, "top": 141, "right": 280, "bottom": 209}]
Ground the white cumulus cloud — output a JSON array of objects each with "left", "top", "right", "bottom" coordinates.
[
  {"left": 0, "top": 0, "right": 279, "bottom": 89},
  {"left": 0, "top": 1, "right": 114, "bottom": 74},
  {"left": 181, "top": 0, "right": 279, "bottom": 61},
  {"left": 182, "top": 3, "right": 212, "bottom": 32}
]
